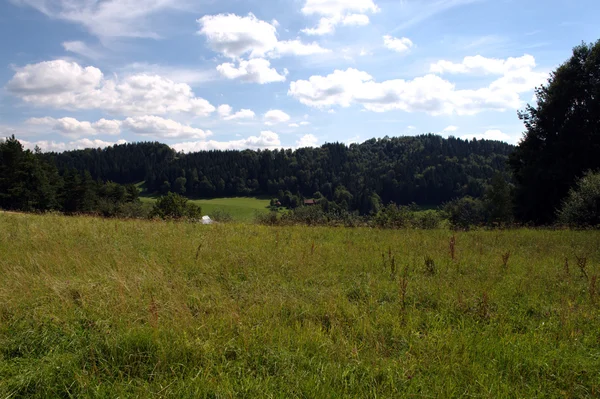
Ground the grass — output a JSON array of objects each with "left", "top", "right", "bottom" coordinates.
[
  {"left": 140, "top": 196, "right": 271, "bottom": 221},
  {"left": 1, "top": 212, "right": 600, "bottom": 397}
]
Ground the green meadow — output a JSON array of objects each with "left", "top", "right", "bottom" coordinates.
[
  {"left": 1, "top": 212, "right": 599, "bottom": 398},
  {"left": 140, "top": 196, "right": 271, "bottom": 221}
]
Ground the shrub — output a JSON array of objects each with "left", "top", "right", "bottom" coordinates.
[
  {"left": 255, "top": 211, "right": 279, "bottom": 226},
  {"left": 210, "top": 209, "right": 233, "bottom": 223},
  {"left": 150, "top": 192, "right": 202, "bottom": 220},
  {"left": 557, "top": 171, "right": 600, "bottom": 228},
  {"left": 444, "top": 197, "right": 487, "bottom": 230}
]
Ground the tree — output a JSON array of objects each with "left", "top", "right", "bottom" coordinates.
[
  {"left": 484, "top": 173, "right": 513, "bottom": 225},
  {"left": 150, "top": 192, "right": 202, "bottom": 220},
  {"left": 510, "top": 40, "right": 600, "bottom": 224},
  {"left": 173, "top": 177, "right": 187, "bottom": 195},
  {"left": 557, "top": 171, "right": 600, "bottom": 227}
]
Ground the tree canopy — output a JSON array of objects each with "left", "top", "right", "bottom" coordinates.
[{"left": 510, "top": 40, "right": 600, "bottom": 224}]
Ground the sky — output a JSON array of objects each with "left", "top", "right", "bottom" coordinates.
[{"left": 0, "top": 0, "right": 598, "bottom": 152}]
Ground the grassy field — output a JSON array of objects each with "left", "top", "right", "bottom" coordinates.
[
  {"left": 1, "top": 212, "right": 599, "bottom": 398},
  {"left": 140, "top": 196, "right": 271, "bottom": 221}
]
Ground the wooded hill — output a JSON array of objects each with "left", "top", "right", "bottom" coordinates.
[{"left": 43, "top": 134, "right": 514, "bottom": 212}]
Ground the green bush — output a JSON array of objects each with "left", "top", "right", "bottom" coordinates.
[
  {"left": 557, "top": 171, "right": 600, "bottom": 227},
  {"left": 210, "top": 209, "right": 234, "bottom": 223},
  {"left": 444, "top": 197, "right": 487, "bottom": 230},
  {"left": 150, "top": 192, "right": 202, "bottom": 220}
]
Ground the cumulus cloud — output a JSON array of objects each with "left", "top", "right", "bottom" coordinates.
[
  {"left": 27, "top": 116, "right": 122, "bottom": 137},
  {"left": 301, "top": 0, "right": 379, "bottom": 35},
  {"left": 383, "top": 35, "right": 413, "bottom": 54},
  {"left": 27, "top": 115, "right": 211, "bottom": 140},
  {"left": 197, "top": 13, "right": 330, "bottom": 59},
  {"left": 20, "top": 138, "right": 128, "bottom": 152},
  {"left": 217, "top": 104, "right": 233, "bottom": 118},
  {"left": 12, "top": 0, "right": 188, "bottom": 40},
  {"left": 217, "top": 105, "right": 256, "bottom": 120},
  {"left": 443, "top": 125, "right": 458, "bottom": 132},
  {"left": 172, "top": 131, "right": 281, "bottom": 152},
  {"left": 289, "top": 123, "right": 300, "bottom": 128},
  {"left": 122, "top": 116, "right": 211, "bottom": 139},
  {"left": 430, "top": 54, "right": 537, "bottom": 75},
  {"left": 264, "top": 110, "right": 291, "bottom": 125},
  {"left": 288, "top": 58, "right": 548, "bottom": 116},
  {"left": 6, "top": 60, "right": 216, "bottom": 116},
  {"left": 217, "top": 58, "right": 288, "bottom": 84},
  {"left": 296, "top": 134, "right": 319, "bottom": 148}
]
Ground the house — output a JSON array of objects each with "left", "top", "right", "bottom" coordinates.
[{"left": 304, "top": 199, "right": 317, "bottom": 206}]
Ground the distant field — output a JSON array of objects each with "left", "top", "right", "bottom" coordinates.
[
  {"left": 140, "top": 196, "right": 271, "bottom": 220},
  {"left": 1, "top": 212, "right": 599, "bottom": 397}
]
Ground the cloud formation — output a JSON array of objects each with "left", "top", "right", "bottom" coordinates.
[
  {"left": 264, "top": 110, "right": 291, "bottom": 125},
  {"left": 383, "top": 35, "right": 414, "bottom": 54},
  {"left": 198, "top": 13, "right": 330, "bottom": 59},
  {"left": 288, "top": 55, "right": 548, "bottom": 115},
  {"left": 7, "top": 60, "right": 216, "bottom": 116},
  {"left": 301, "top": 0, "right": 379, "bottom": 35},
  {"left": 217, "top": 58, "right": 288, "bottom": 84}
]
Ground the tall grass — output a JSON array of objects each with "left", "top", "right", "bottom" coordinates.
[{"left": 1, "top": 212, "right": 599, "bottom": 397}]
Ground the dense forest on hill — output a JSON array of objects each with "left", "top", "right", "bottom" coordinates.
[{"left": 44, "top": 134, "right": 514, "bottom": 211}]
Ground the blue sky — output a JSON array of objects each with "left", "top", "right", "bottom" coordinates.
[{"left": 0, "top": 0, "right": 598, "bottom": 152}]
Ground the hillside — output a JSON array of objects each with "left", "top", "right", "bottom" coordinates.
[{"left": 45, "top": 134, "right": 514, "bottom": 211}]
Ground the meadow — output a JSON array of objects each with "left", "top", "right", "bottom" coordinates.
[
  {"left": 0, "top": 212, "right": 599, "bottom": 398},
  {"left": 140, "top": 196, "right": 271, "bottom": 221}
]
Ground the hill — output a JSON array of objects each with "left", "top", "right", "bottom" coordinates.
[{"left": 45, "top": 134, "right": 514, "bottom": 212}]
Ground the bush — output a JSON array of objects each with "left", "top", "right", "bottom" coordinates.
[
  {"left": 444, "top": 197, "right": 487, "bottom": 230},
  {"left": 255, "top": 211, "right": 279, "bottom": 226},
  {"left": 557, "top": 171, "right": 600, "bottom": 228},
  {"left": 210, "top": 209, "right": 233, "bottom": 223},
  {"left": 150, "top": 192, "right": 202, "bottom": 220},
  {"left": 412, "top": 210, "right": 443, "bottom": 230}
]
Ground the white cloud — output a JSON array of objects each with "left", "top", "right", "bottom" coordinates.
[
  {"left": 289, "top": 123, "right": 300, "bottom": 128},
  {"left": 217, "top": 104, "right": 233, "bottom": 118},
  {"left": 302, "top": 0, "right": 379, "bottom": 16},
  {"left": 224, "top": 109, "right": 255, "bottom": 121},
  {"left": 301, "top": 0, "right": 379, "bottom": 35},
  {"left": 27, "top": 116, "right": 122, "bottom": 137},
  {"left": 62, "top": 41, "right": 103, "bottom": 60},
  {"left": 120, "top": 63, "right": 217, "bottom": 85},
  {"left": 342, "top": 14, "right": 370, "bottom": 26},
  {"left": 6, "top": 60, "right": 216, "bottom": 116},
  {"left": 26, "top": 115, "right": 211, "bottom": 140},
  {"left": 383, "top": 35, "right": 413, "bottom": 54},
  {"left": 217, "top": 58, "right": 288, "bottom": 84},
  {"left": 122, "top": 116, "right": 211, "bottom": 139},
  {"left": 430, "top": 54, "right": 537, "bottom": 75},
  {"left": 443, "top": 125, "right": 458, "bottom": 132},
  {"left": 172, "top": 131, "right": 281, "bottom": 152},
  {"left": 264, "top": 110, "right": 291, "bottom": 125},
  {"left": 20, "top": 138, "right": 128, "bottom": 152},
  {"left": 300, "top": 121, "right": 311, "bottom": 126},
  {"left": 407, "top": 125, "right": 416, "bottom": 130},
  {"left": 460, "top": 129, "right": 514, "bottom": 143},
  {"left": 12, "top": 0, "right": 189, "bottom": 40},
  {"left": 288, "top": 61, "right": 548, "bottom": 115},
  {"left": 198, "top": 13, "right": 329, "bottom": 59},
  {"left": 296, "top": 134, "right": 319, "bottom": 148}
]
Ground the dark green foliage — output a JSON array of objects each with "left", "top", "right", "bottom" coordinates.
[
  {"left": 510, "top": 40, "right": 600, "bottom": 224},
  {"left": 444, "top": 197, "right": 487, "bottom": 230},
  {"left": 47, "top": 135, "right": 513, "bottom": 212},
  {"left": 0, "top": 136, "right": 60, "bottom": 211},
  {"left": 150, "top": 192, "right": 202, "bottom": 220},
  {"left": 484, "top": 173, "right": 514, "bottom": 225},
  {"left": 557, "top": 171, "right": 600, "bottom": 227}
]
